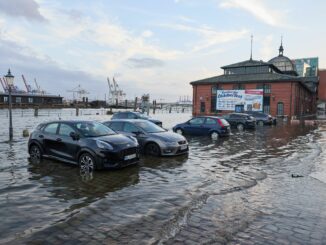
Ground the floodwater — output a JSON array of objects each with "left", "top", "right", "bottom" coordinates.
[{"left": 0, "top": 109, "right": 326, "bottom": 244}]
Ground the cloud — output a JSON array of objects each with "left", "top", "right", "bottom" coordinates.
[
  {"left": 126, "top": 57, "right": 164, "bottom": 69},
  {"left": 161, "top": 23, "right": 248, "bottom": 52},
  {"left": 0, "top": 0, "right": 46, "bottom": 22},
  {"left": 220, "top": 0, "right": 286, "bottom": 27},
  {"left": 141, "top": 30, "right": 153, "bottom": 38}
]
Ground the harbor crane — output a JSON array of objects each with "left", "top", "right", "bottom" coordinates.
[
  {"left": 107, "top": 77, "right": 126, "bottom": 105},
  {"left": 0, "top": 77, "right": 8, "bottom": 92},
  {"left": 67, "top": 84, "right": 89, "bottom": 101},
  {"left": 22, "top": 75, "right": 32, "bottom": 93}
]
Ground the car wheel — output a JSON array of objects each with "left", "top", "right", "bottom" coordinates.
[
  {"left": 257, "top": 120, "right": 264, "bottom": 126},
  {"left": 145, "top": 143, "right": 161, "bottom": 156},
  {"left": 175, "top": 128, "right": 184, "bottom": 135},
  {"left": 79, "top": 153, "right": 96, "bottom": 172},
  {"left": 29, "top": 144, "right": 42, "bottom": 161},
  {"left": 237, "top": 123, "right": 244, "bottom": 131},
  {"left": 210, "top": 131, "right": 219, "bottom": 140}
]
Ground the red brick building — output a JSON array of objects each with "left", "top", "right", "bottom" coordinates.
[
  {"left": 191, "top": 44, "right": 318, "bottom": 118},
  {"left": 318, "top": 69, "right": 326, "bottom": 102}
]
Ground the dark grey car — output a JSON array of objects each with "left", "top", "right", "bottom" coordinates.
[{"left": 103, "top": 119, "right": 188, "bottom": 156}]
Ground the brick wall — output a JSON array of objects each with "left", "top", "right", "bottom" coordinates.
[
  {"left": 318, "top": 70, "right": 326, "bottom": 101},
  {"left": 192, "top": 81, "right": 315, "bottom": 117}
]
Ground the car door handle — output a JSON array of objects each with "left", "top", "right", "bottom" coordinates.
[
  {"left": 56, "top": 138, "right": 62, "bottom": 142},
  {"left": 39, "top": 135, "right": 44, "bottom": 138}
]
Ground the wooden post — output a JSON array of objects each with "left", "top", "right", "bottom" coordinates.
[
  {"left": 76, "top": 107, "right": 79, "bottom": 116},
  {"left": 133, "top": 97, "right": 138, "bottom": 111},
  {"left": 34, "top": 108, "right": 39, "bottom": 117},
  {"left": 153, "top": 100, "right": 156, "bottom": 114},
  {"left": 125, "top": 99, "right": 128, "bottom": 109},
  {"left": 169, "top": 107, "right": 172, "bottom": 113}
]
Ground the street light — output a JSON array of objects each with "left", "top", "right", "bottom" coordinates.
[{"left": 5, "top": 69, "right": 14, "bottom": 141}]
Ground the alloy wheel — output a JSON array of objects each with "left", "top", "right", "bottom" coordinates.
[
  {"left": 30, "top": 145, "right": 41, "bottom": 160},
  {"left": 146, "top": 143, "right": 161, "bottom": 156},
  {"left": 237, "top": 124, "right": 244, "bottom": 131},
  {"left": 211, "top": 132, "right": 219, "bottom": 140},
  {"left": 79, "top": 154, "right": 95, "bottom": 172}
]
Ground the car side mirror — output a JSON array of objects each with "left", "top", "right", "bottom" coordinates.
[{"left": 70, "top": 132, "right": 80, "bottom": 140}]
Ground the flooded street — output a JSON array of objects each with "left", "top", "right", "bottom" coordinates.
[{"left": 1, "top": 109, "right": 326, "bottom": 244}]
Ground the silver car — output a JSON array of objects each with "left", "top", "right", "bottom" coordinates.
[{"left": 103, "top": 119, "right": 189, "bottom": 156}]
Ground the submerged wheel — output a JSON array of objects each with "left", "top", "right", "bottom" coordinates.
[
  {"left": 29, "top": 144, "right": 42, "bottom": 161},
  {"left": 79, "top": 153, "right": 96, "bottom": 172},
  {"left": 145, "top": 143, "right": 161, "bottom": 156},
  {"left": 257, "top": 120, "right": 264, "bottom": 126},
  {"left": 237, "top": 123, "right": 244, "bottom": 131},
  {"left": 175, "top": 128, "right": 184, "bottom": 135},
  {"left": 210, "top": 131, "right": 219, "bottom": 140}
]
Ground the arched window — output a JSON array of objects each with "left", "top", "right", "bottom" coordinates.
[{"left": 277, "top": 102, "right": 284, "bottom": 116}]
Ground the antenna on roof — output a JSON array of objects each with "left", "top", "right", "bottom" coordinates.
[{"left": 250, "top": 34, "right": 253, "bottom": 60}]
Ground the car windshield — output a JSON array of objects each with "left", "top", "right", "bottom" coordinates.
[
  {"left": 135, "top": 113, "right": 149, "bottom": 119},
  {"left": 134, "top": 121, "right": 165, "bottom": 133},
  {"left": 74, "top": 122, "right": 116, "bottom": 137}
]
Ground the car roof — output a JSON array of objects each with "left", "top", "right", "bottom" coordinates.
[
  {"left": 104, "top": 119, "right": 149, "bottom": 123},
  {"left": 228, "top": 112, "right": 250, "bottom": 116},
  {"left": 192, "top": 116, "right": 222, "bottom": 119},
  {"left": 41, "top": 120, "right": 98, "bottom": 124}
]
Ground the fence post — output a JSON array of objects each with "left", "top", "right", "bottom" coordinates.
[
  {"left": 34, "top": 108, "right": 39, "bottom": 117},
  {"left": 134, "top": 97, "right": 138, "bottom": 111},
  {"left": 76, "top": 107, "right": 79, "bottom": 116}
]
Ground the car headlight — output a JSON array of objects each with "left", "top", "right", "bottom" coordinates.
[{"left": 96, "top": 140, "right": 113, "bottom": 150}]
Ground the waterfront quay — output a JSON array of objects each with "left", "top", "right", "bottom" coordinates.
[{"left": 1, "top": 109, "right": 326, "bottom": 244}]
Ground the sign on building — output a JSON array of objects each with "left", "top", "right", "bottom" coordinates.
[{"left": 216, "top": 90, "right": 263, "bottom": 111}]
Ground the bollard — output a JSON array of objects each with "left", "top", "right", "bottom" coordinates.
[
  {"left": 134, "top": 97, "right": 138, "bottom": 111},
  {"left": 34, "top": 108, "right": 39, "bottom": 117},
  {"left": 76, "top": 107, "right": 79, "bottom": 116},
  {"left": 23, "top": 129, "right": 29, "bottom": 137},
  {"left": 169, "top": 107, "right": 172, "bottom": 113}
]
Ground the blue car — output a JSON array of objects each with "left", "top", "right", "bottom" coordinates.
[{"left": 173, "top": 116, "right": 230, "bottom": 139}]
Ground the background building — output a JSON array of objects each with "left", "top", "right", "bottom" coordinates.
[
  {"left": 191, "top": 43, "right": 318, "bottom": 118},
  {"left": 293, "top": 57, "right": 319, "bottom": 77}
]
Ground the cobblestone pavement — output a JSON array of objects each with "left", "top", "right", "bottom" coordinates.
[{"left": 1, "top": 117, "right": 326, "bottom": 244}]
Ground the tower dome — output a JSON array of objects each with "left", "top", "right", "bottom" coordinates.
[{"left": 268, "top": 40, "right": 298, "bottom": 76}]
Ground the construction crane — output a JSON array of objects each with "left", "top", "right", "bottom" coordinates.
[
  {"left": 67, "top": 84, "right": 89, "bottom": 102},
  {"left": 0, "top": 77, "right": 8, "bottom": 92},
  {"left": 107, "top": 76, "right": 126, "bottom": 105},
  {"left": 22, "top": 75, "right": 32, "bottom": 93}
]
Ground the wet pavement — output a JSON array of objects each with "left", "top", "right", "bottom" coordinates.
[{"left": 1, "top": 109, "right": 326, "bottom": 244}]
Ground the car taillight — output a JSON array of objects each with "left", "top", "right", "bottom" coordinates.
[{"left": 217, "top": 119, "right": 224, "bottom": 127}]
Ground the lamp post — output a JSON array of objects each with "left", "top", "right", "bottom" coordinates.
[{"left": 5, "top": 69, "right": 14, "bottom": 141}]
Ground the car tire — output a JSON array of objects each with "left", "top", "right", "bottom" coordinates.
[
  {"left": 257, "top": 120, "right": 264, "bottom": 126},
  {"left": 237, "top": 123, "right": 244, "bottom": 131},
  {"left": 29, "top": 144, "right": 42, "bottom": 161},
  {"left": 79, "top": 153, "right": 96, "bottom": 172},
  {"left": 145, "top": 143, "right": 161, "bottom": 156},
  {"left": 175, "top": 128, "right": 184, "bottom": 135},
  {"left": 210, "top": 131, "right": 219, "bottom": 140}
]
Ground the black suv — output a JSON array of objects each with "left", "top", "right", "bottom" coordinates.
[
  {"left": 245, "top": 111, "right": 277, "bottom": 126},
  {"left": 223, "top": 113, "right": 256, "bottom": 130},
  {"left": 28, "top": 120, "right": 140, "bottom": 170},
  {"left": 112, "top": 111, "right": 162, "bottom": 127}
]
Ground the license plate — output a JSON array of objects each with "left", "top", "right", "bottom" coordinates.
[
  {"left": 124, "top": 153, "right": 136, "bottom": 160},
  {"left": 180, "top": 145, "right": 188, "bottom": 150}
]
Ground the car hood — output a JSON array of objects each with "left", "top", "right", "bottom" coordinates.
[
  {"left": 95, "top": 134, "right": 137, "bottom": 147},
  {"left": 151, "top": 131, "right": 186, "bottom": 142}
]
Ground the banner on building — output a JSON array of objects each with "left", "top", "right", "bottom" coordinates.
[{"left": 216, "top": 89, "right": 263, "bottom": 111}]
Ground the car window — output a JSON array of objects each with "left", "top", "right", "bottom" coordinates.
[
  {"left": 108, "top": 122, "right": 123, "bottom": 131},
  {"left": 127, "top": 113, "right": 137, "bottom": 119},
  {"left": 205, "top": 118, "right": 217, "bottom": 125},
  {"left": 74, "top": 122, "right": 115, "bottom": 137},
  {"left": 134, "top": 121, "right": 165, "bottom": 133},
  {"left": 229, "top": 114, "right": 239, "bottom": 119},
  {"left": 123, "top": 123, "right": 140, "bottom": 133},
  {"left": 43, "top": 123, "right": 59, "bottom": 134},
  {"left": 189, "top": 118, "right": 205, "bottom": 125},
  {"left": 59, "top": 123, "right": 76, "bottom": 137}
]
